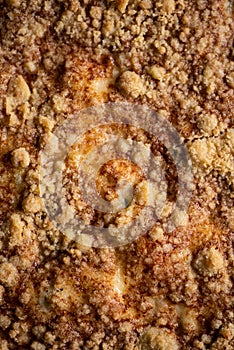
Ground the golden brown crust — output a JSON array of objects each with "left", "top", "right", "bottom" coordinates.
[{"left": 0, "top": 0, "right": 233, "bottom": 349}]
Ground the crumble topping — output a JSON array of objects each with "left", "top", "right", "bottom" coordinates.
[
  {"left": 139, "top": 326, "right": 179, "bottom": 350},
  {"left": 0, "top": 0, "right": 233, "bottom": 349},
  {"left": 11, "top": 147, "right": 30, "bottom": 168},
  {"left": 0, "top": 262, "right": 19, "bottom": 288},
  {"left": 117, "top": 71, "right": 144, "bottom": 98}
]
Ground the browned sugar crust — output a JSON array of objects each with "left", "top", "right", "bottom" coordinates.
[{"left": 0, "top": 0, "right": 233, "bottom": 349}]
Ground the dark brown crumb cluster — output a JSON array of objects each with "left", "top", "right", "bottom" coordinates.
[{"left": 0, "top": 0, "right": 233, "bottom": 349}]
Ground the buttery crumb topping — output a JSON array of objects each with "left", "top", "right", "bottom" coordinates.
[{"left": 0, "top": 0, "right": 233, "bottom": 349}]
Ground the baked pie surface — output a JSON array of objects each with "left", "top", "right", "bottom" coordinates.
[{"left": 0, "top": 0, "right": 233, "bottom": 349}]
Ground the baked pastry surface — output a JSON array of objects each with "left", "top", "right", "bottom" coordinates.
[{"left": 0, "top": 0, "right": 233, "bottom": 349}]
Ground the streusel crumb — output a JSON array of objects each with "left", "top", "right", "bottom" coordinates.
[{"left": 0, "top": 0, "right": 233, "bottom": 349}]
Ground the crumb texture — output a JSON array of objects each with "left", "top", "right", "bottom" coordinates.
[{"left": 0, "top": 0, "right": 233, "bottom": 349}]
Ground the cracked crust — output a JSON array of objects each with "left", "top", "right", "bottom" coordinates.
[{"left": 0, "top": 0, "right": 233, "bottom": 349}]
